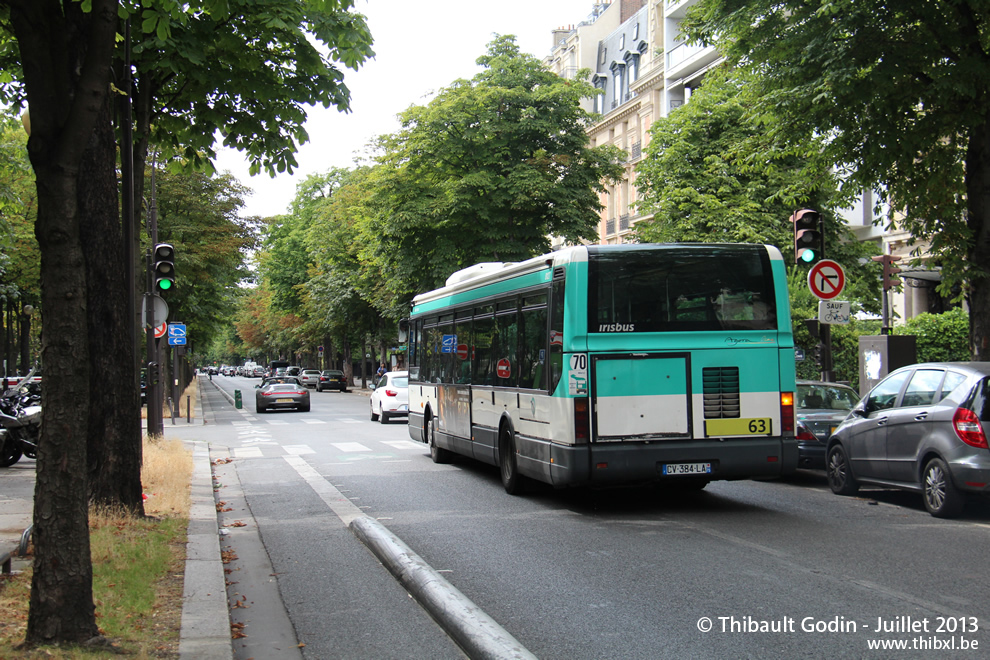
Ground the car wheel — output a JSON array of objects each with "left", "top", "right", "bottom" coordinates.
[
  {"left": 316, "top": 384, "right": 323, "bottom": 392},
  {"left": 341, "top": 388, "right": 348, "bottom": 393},
  {"left": 826, "top": 444, "right": 859, "bottom": 495},
  {"left": 370, "top": 400, "right": 379, "bottom": 421},
  {"left": 300, "top": 403, "right": 311, "bottom": 412},
  {"left": 923, "top": 457, "right": 965, "bottom": 518},
  {"left": 256, "top": 405, "right": 266, "bottom": 414},
  {"left": 380, "top": 410, "right": 390, "bottom": 424},
  {"left": 498, "top": 425, "right": 525, "bottom": 495}
]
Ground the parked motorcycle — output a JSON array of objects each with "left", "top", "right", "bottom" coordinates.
[{"left": 1, "top": 370, "right": 41, "bottom": 467}]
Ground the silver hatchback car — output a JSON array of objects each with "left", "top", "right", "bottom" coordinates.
[{"left": 826, "top": 362, "right": 990, "bottom": 518}]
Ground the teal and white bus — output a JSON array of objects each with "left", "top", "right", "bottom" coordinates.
[{"left": 406, "top": 243, "right": 798, "bottom": 493}]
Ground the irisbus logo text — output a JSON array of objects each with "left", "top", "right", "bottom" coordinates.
[{"left": 598, "top": 323, "right": 635, "bottom": 332}]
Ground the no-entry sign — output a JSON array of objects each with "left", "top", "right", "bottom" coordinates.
[
  {"left": 807, "top": 259, "right": 846, "bottom": 300},
  {"left": 496, "top": 358, "right": 511, "bottom": 379}
]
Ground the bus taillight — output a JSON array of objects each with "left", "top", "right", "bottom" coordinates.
[
  {"left": 780, "top": 392, "right": 795, "bottom": 434},
  {"left": 574, "top": 398, "right": 590, "bottom": 442}
]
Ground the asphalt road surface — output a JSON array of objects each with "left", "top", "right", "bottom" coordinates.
[{"left": 205, "top": 375, "right": 990, "bottom": 659}]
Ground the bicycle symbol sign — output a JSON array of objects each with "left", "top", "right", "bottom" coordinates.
[{"left": 807, "top": 260, "right": 845, "bottom": 300}]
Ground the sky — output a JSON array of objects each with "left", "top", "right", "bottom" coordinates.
[{"left": 213, "top": 0, "right": 598, "bottom": 218}]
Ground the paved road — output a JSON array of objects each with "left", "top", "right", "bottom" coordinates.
[{"left": 204, "top": 375, "right": 990, "bottom": 659}]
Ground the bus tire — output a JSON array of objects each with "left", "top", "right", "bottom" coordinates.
[
  {"left": 498, "top": 425, "right": 525, "bottom": 495},
  {"left": 428, "top": 412, "right": 451, "bottom": 464}
]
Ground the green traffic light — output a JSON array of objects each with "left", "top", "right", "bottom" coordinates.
[
  {"left": 799, "top": 250, "right": 817, "bottom": 264},
  {"left": 158, "top": 279, "right": 173, "bottom": 290}
]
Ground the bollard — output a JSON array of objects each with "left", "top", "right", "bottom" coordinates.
[{"left": 234, "top": 389, "right": 242, "bottom": 409}]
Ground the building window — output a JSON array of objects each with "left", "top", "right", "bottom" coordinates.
[
  {"left": 619, "top": 34, "right": 625, "bottom": 50},
  {"left": 633, "top": 23, "right": 640, "bottom": 40}
]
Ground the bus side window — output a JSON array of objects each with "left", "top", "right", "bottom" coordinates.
[
  {"left": 472, "top": 314, "right": 494, "bottom": 384},
  {"left": 495, "top": 311, "right": 518, "bottom": 388},
  {"left": 519, "top": 305, "right": 547, "bottom": 390}
]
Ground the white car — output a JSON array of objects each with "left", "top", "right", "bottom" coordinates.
[
  {"left": 298, "top": 369, "right": 322, "bottom": 388},
  {"left": 370, "top": 371, "right": 409, "bottom": 424}
]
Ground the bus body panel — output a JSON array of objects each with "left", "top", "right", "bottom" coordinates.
[{"left": 407, "top": 243, "right": 798, "bottom": 489}]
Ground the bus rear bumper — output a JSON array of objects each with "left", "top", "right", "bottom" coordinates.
[{"left": 548, "top": 437, "right": 799, "bottom": 487}]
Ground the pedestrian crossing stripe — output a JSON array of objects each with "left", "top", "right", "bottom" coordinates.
[{"left": 332, "top": 442, "right": 372, "bottom": 452}]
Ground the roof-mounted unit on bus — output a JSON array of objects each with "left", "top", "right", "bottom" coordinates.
[{"left": 445, "top": 262, "right": 512, "bottom": 287}]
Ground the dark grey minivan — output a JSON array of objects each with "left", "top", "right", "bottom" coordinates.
[{"left": 826, "top": 362, "right": 990, "bottom": 518}]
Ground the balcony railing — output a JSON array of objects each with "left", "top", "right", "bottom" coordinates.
[
  {"left": 606, "top": 218, "right": 616, "bottom": 235},
  {"left": 619, "top": 215, "right": 630, "bottom": 231},
  {"left": 630, "top": 141, "right": 642, "bottom": 160}
]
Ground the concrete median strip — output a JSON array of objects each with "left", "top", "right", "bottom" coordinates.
[{"left": 283, "top": 455, "right": 537, "bottom": 660}]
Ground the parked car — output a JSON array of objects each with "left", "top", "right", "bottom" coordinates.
[
  {"left": 255, "top": 379, "right": 310, "bottom": 413},
  {"left": 795, "top": 380, "right": 861, "bottom": 469},
  {"left": 299, "top": 369, "right": 322, "bottom": 388},
  {"left": 826, "top": 362, "right": 990, "bottom": 518},
  {"left": 369, "top": 371, "right": 409, "bottom": 423},
  {"left": 317, "top": 370, "right": 348, "bottom": 393}
]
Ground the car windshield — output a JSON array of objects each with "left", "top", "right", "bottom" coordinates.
[
  {"left": 798, "top": 383, "right": 859, "bottom": 411},
  {"left": 269, "top": 384, "right": 300, "bottom": 392},
  {"left": 325, "top": 371, "right": 343, "bottom": 376},
  {"left": 303, "top": 371, "right": 319, "bottom": 375}
]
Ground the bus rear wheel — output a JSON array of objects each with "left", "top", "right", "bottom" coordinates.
[
  {"left": 498, "top": 427, "right": 525, "bottom": 495},
  {"left": 428, "top": 413, "right": 451, "bottom": 464}
]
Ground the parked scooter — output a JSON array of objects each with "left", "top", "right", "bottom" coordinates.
[{"left": 0, "top": 370, "right": 41, "bottom": 467}]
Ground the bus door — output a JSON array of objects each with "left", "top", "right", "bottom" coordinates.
[{"left": 591, "top": 353, "right": 692, "bottom": 441}]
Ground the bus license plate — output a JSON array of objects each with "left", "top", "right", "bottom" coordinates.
[{"left": 663, "top": 462, "right": 712, "bottom": 476}]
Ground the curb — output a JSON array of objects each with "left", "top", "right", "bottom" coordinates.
[
  {"left": 178, "top": 440, "right": 233, "bottom": 660},
  {"left": 350, "top": 516, "right": 537, "bottom": 660}
]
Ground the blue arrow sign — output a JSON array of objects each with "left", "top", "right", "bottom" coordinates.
[{"left": 168, "top": 323, "right": 187, "bottom": 345}]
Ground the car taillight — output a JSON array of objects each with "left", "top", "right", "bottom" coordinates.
[
  {"left": 385, "top": 389, "right": 398, "bottom": 397},
  {"left": 780, "top": 391, "right": 795, "bottom": 434},
  {"left": 795, "top": 421, "right": 818, "bottom": 442},
  {"left": 953, "top": 407, "right": 989, "bottom": 449}
]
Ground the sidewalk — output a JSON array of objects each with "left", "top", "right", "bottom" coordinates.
[{"left": 0, "top": 382, "right": 232, "bottom": 659}]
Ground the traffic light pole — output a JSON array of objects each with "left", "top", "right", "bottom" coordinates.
[{"left": 145, "top": 250, "right": 163, "bottom": 435}]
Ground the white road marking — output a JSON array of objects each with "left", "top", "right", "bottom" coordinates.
[
  {"left": 332, "top": 442, "right": 372, "bottom": 452},
  {"left": 382, "top": 440, "right": 426, "bottom": 451},
  {"left": 233, "top": 447, "right": 264, "bottom": 458},
  {"left": 284, "top": 445, "right": 315, "bottom": 456}
]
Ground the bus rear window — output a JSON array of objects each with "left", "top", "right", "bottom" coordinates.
[{"left": 589, "top": 246, "right": 777, "bottom": 333}]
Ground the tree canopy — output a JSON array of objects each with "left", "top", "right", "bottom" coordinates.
[
  {"left": 683, "top": 0, "right": 990, "bottom": 356},
  {"left": 634, "top": 65, "right": 879, "bottom": 311},
  {"left": 361, "top": 35, "right": 625, "bottom": 312}
]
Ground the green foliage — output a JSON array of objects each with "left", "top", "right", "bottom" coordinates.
[
  {"left": 684, "top": 0, "right": 990, "bottom": 344},
  {"left": 153, "top": 169, "right": 256, "bottom": 351},
  {"left": 119, "top": 0, "right": 374, "bottom": 176},
  {"left": 362, "top": 35, "right": 625, "bottom": 311},
  {"left": 899, "top": 308, "right": 970, "bottom": 363},
  {"left": 635, "top": 65, "right": 879, "bottom": 313}
]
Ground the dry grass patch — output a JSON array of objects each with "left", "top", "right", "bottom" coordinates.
[{"left": 0, "top": 435, "right": 193, "bottom": 658}]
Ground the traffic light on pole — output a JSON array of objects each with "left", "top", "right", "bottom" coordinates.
[
  {"left": 872, "top": 254, "right": 902, "bottom": 291},
  {"left": 792, "top": 209, "right": 823, "bottom": 264},
  {"left": 153, "top": 243, "right": 175, "bottom": 292}
]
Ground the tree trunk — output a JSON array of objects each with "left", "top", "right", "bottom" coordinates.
[
  {"left": 9, "top": 0, "right": 118, "bottom": 645},
  {"left": 82, "top": 92, "right": 144, "bottom": 512},
  {"left": 966, "top": 112, "right": 990, "bottom": 360}
]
